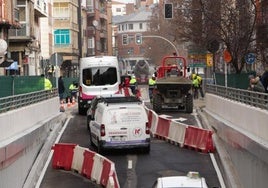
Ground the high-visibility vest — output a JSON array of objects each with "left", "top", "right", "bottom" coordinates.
[
  {"left": 69, "top": 84, "right": 77, "bottom": 90},
  {"left": 129, "top": 78, "right": 137, "bottom": 85},
  {"left": 148, "top": 78, "right": 156, "bottom": 86},
  {"left": 192, "top": 79, "right": 199, "bottom": 87},
  {"left": 44, "top": 78, "right": 52, "bottom": 90}
]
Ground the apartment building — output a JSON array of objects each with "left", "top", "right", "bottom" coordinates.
[
  {"left": 6, "top": 0, "right": 48, "bottom": 76},
  {"left": 0, "top": 0, "right": 20, "bottom": 75},
  {"left": 112, "top": 6, "right": 152, "bottom": 69}
]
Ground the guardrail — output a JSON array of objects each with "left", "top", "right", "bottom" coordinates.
[
  {"left": 206, "top": 84, "right": 268, "bottom": 110},
  {"left": 0, "top": 88, "right": 58, "bottom": 113}
]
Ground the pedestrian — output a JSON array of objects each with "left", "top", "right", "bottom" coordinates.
[
  {"left": 260, "top": 68, "right": 268, "bottom": 93},
  {"left": 129, "top": 75, "right": 137, "bottom": 95},
  {"left": 148, "top": 74, "right": 156, "bottom": 101},
  {"left": 58, "top": 76, "right": 65, "bottom": 103},
  {"left": 41, "top": 74, "right": 52, "bottom": 90},
  {"left": 248, "top": 75, "right": 265, "bottom": 92}
]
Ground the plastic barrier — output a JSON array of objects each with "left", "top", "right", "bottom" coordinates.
[
  {"left": 168, "top": 120, "right": 187, "bottom": 147},
  {"left": 154, "top": 115, "right": 171, "bottom": 139},
  {"left": 51, "top": 143, "right": 77, "bottom": 170},
  {"left": 184, "top": 126, "right": 215, "bottom": 153},
  {"left": 147, "top": 110, "right": 153, "bottom": 129},
  {"left": 81, "top": 149, "right": 95, "bottom": 178},
  {"left": 51, "top": 144, "right": 120, "bottom": 188},
  {"left": 72, "top": 145, "right": 88, "bottom": 173},
  {"left": 150, "top": 110, "right": 159, "bottom": 134}
]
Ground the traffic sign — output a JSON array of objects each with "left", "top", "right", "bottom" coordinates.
[
  {"left": 245, "top": 53, "right": 255, "bottom": 64},
  {"left": 223, "top": 49, "right": 232, "bottom": 63}
]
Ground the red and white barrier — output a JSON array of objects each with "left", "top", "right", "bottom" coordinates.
[
  {"left": 145, "top": 107, "right": 215, "bottom": 153},
  {"left": 168, "top": 121, "right": 187, "bottom": 147},
  {"left": 51, "top": 144, "right": 120, "bottom": 188}
]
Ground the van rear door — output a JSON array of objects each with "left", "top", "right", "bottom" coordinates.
[{"left": 104, "top": 106, "right": 148, "bottom": 144}]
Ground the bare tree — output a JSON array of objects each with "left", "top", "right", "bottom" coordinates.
[{"left": 147, "top": 0, "right": 259, "bottom": 74}]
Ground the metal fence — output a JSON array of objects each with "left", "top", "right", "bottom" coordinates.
[
  {"left": 206, "top": 84, "right": 268, "bottom": 110},
  {"left": 0, "top": 88, "right": 58, "bottom": 113}
]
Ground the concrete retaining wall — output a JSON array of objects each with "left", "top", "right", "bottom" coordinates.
[
  {"left": 0, "top": 98, "right": 66, "bottom": 188},
  {"left": 205, "top": 93, "right": 268, "bottom": 145}
]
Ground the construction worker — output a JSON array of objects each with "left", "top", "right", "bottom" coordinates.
[
  {"left": 148, "top": 74, "right": 156, "bottom": 101},
  {"left": 192, "top": 75, "right": 199, "bottom": 99},
  {"left": 196, "top": 74, "right": 204, "bottom": 98},
  {"left": 129, "top": 75, "right": 137, "bottom": 95},
  {"left": 69, "top": 81, "right": 78, "bottom": 102},
  {"left": 41, "top": 74, "right": 52, "bottom": 90}
]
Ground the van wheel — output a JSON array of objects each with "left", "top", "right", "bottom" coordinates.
[
  {"left": 153, "top": 94, "right": 162, "bottom": 113},
  {"left": 143, "top": 145, "right": 150, "bottom": 154},
  {"left": 89, "top": 133, "right": 94, "bottom": 147}
]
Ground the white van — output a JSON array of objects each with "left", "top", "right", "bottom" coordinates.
[
  {"left": 78, "top": 56, "right": 121, "bottom": 115},
  {"left": 88, "top": 96, "right": 150, "bottom": 153}
]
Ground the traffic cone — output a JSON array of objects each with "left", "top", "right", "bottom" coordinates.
[
  {"left": 60, "top": 100, "right": 65, "bottom": 112},
  {"left": 72, "top": 96, "right": 76, "bottom": 105},
  {"left": 67, "top": 98, "right": 72, "bottom": 108}
]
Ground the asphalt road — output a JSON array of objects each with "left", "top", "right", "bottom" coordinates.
[{"left": 39, "top": 86, "right": 222, "bottom": 188}]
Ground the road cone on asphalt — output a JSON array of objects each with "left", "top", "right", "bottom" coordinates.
[
  {"left": 72, "top": 96, "right": 76, "bottom": 105},
  {"left": 60, "top": 100, "right": 65, "bottom": 112},
  {"left": 67, "top": 98, "right": 72, "bottom": 108}
]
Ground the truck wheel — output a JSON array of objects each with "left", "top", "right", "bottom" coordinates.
[
  {"left": 87, "top": 116, "right": 91, "bottom": 131},
  {"left": 78, "top": 106, "right": 86, "bottom": 115},
  {"left": 185, "top": 94, "right": 193, "bottom": 113},
  {"left": 153, "top": 94, "right": 162, "bottom": 113}
]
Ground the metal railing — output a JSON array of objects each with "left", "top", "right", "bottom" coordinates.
[
  {"left": 206, "top": 84, "right": 268, "bottom": 110},
  {"left": 0, "top": 88, "right": 58, "bottom": 114}
]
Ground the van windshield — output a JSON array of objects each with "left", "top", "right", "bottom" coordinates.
[{"left": 82, "top": 67, "right": 117, "bottom": 86}]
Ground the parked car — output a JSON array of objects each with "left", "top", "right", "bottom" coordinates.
[
  {"left": 87, "top": 95, "right": 150, "bottom": 153},
  {"left": 152, "top": 171, "right": 208, "bottom": 188}
]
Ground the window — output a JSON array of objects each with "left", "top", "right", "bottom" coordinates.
[
  {"left": 53, "top": 2, "right": 69, "bottom": 19},
  {"left": 82, "top": 67, "right": 117, "bottom": 86},
  {"left": 139, "top": 23, "right": 143, "bottom": 29},
  {"left": 88, "top": 37, "right": 94, "bottom": 48},
  {"left": 122, "top": 34, "right": 128, "bottom": 45},
  {"left": 128, "top": 24, "right": 133, "bottom": 30},
  {"left": 116, "top": 8, "right": 121, "bottom": 12},
  {"left": 54, "top": 29, "right": 70, "bottom": 45},
  {"left": 128, "top": 35, "right": 134, "bottom": 44},
  {"left": 122, "top": 24, "right": 124, "bottom": 31}
]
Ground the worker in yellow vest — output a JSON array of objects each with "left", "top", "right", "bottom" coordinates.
[
  {"left": 41, "top": 74, "right": 52, "bottom": 90},
  {"left": 148, "top": 74, "right": 156, "bottom": 101},
  {"left": 129, "top": 75, "right": 137, "bottom": 95}
]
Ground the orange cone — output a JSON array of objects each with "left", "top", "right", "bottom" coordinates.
[
  {"left": 60, "top": 100, "right": 65, "bottom": 112},
  {"left": 72, "top": 96, "right": 76, "bottom": 105},
  {"left": 67, "top": 98, "right": 72, "bottom": 107}
]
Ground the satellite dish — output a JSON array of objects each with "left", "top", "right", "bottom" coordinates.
[
  {"left": 92, "top": 20, "right": 99, "bottom": 27},
  {"left": 0, "top": 39, "right": 7, "bottom": 54}
]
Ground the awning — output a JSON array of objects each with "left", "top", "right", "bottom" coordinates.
[
  {"left": 0, "top": 59, "right": 13, "bottom": 67},
  {"left": 6, "top": 61, "right": 18, "bottom": 70}
]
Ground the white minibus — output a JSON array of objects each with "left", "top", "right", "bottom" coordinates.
[{"left": 78, "top": 56, "right": 121, "bottom": 115}]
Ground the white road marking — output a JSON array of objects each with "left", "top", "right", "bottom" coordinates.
[
  {"left": 194, "top": 112, "right": 226, "bottom": 188},
  {"left": 35, "top": 117, "right": 71, "bottom": 188},
  {"left": 172, "top": 117, "right": 187, "bottom": 122},
  {"left": 128, "top": 160, "right": 133, "bottom": 169}
]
